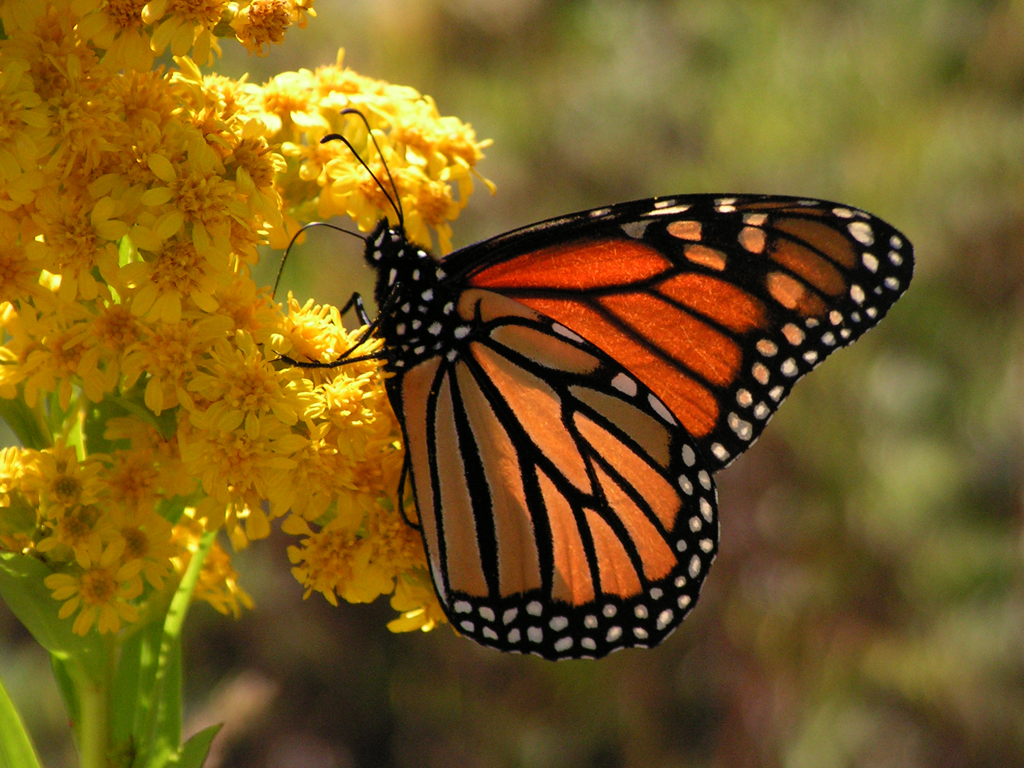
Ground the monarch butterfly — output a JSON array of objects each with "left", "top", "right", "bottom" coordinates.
[{"left": 283, "top": 123, "right": 914, "bottom": 660}]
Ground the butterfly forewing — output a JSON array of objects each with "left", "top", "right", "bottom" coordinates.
[
  {"left": 458, "top": 194, "right": 914, "bottom": 471},
  {"left": 393, "top": 292, "right": 719, "bottom": 660}
]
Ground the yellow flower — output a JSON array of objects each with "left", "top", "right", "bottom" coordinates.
[
  {"left": 109, "top": 506, "right": 177, "bottom": 591},
  {"left": 3, "top": 294, "right": 101, "bottom": 409},
  {"left": 178, "top": 412, "right": 306, "bottom": 541},
  {"left": 22, "top": 442, "right": 107, "bottom": 521},
  {"left": 121, "top": 312, "right": 234, "bottom": 414},
  {"left": 77, "top": 0, "right": 155, "bottom": 73},
  {"left": 275, "top": 295, "right": 380, "bottom": 385},
  {"left": 122, "top": 239, "right": 228, "bottom": 323},
  {"left": 226, "top": 134, "right": 285, "bottom": 226},
  {"left": 210, "top": 272, "right": 279, "bottom": 347},
  {"left": 0, "top": 447, "right": 39, "bottom": 554},
  {"left": 104, "top": 417, "right": 197, "bottom": 498},
  {"left": 102, "top": 449, "right": 161, "bottom": 515},
  {"left": 44, "top": 539, "right": 143, "bottom": 635},
  {"left": 31, "top": 187, "right": 125, "bottom": 303},
  {"left": 2, "top": 3, "right": 100, "bottom": 103},
  {"left": 36, "top": 504, "right": 106, "bottom": 568},
  {"left": 0, "top": 0, "right": 46, "bottom": 34},
  {"left": 229, "top": 0, "right": 291, "bottom": 56},
  {"left": 76, "top": 301, "right": 142, "bottom": 401},
  {"left": 0, "top": 241, "right": 44, "bottom": 305},
  {"left": 387, "top": 572, "right": 446, "bottom": 633},
  {"left": 145, "top": 0, "right": 228, "bottom": 66},
  {"left": 115, "top": 68, "right": 179, "bottom": 131},
  {"left": 0, "top": 57, "right": 51, "bottom": 209},
  {"left": 285, "top": 513, "right": 388, "bottom": 606},
  {"left": 141, "top": 137, "right": 247, "bottom": 261},
  {"left": 267, "top": 53, "right": 493, "bottom": 253},
  {"left": 188, "top": 329, "right": 315, "bottom": 436}
]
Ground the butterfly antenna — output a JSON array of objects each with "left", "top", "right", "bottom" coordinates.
[
  {"left": 322, "top": 109, "right": 405, "bottom": 229},
  {"left": 273, "top": 221, "right": 367, "bottom": 298}
]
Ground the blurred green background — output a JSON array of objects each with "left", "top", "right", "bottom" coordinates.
[{"left": 4, "top": 0, "right": 1024, "bottom": 765}]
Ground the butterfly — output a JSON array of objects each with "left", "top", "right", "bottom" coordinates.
[{"left": 282, "top": 125, "right": 914, "bottom": 661}]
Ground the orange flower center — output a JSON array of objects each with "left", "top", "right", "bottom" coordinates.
[{"left": 79, "top": 567, "right": 118, "bottom": 605}]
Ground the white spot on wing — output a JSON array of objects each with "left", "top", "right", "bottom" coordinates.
[
  {"left": 848, "top": 221, "right": 874, "bottom": 245},
  {"left": 648, "top": 394, "right": 676, "bottom": 424},
  {"left": 643, "top": 203, "right": 692, "bottom": 216},
  {"left": 621, "top": 221, "right": 650, "bottom": 239},
  {"left": 611, "top": 373, "right": 638, "bottom": 396},
  {"left": 682, "top": 445, "right": 696, "bottom": 466},
  {"left": 552, "top": 324, "right": 585, "bottom": 343}
]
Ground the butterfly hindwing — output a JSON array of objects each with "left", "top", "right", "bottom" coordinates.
[
  {"left": 391, "top": 290, "right": 719, "bottom": 660},
  {"left": 454, "top": 194, "right": 914, "bottom": 471}
]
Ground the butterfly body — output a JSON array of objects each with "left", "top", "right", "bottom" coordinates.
[{"left": 354, "top": 194, "right": 913, "bottom": 660}]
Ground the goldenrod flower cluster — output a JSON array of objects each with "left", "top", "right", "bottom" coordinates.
[{"left": 0, "top": 0, "right": 491, "bottom": 638}]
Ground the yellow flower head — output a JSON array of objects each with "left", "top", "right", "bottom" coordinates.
[
  {"left": 36, "top": 503, "right": 107, "bottom": 568},
  {"left": 108, "top": 506, "right": 177, "bottom": 591},
  {"left": 230, "top": 0, "right": 292, "bottom": 56},
  {"left": 145, "top": 0, "right": 227, "bottom": 66},
  {"left": 268, "top": 50, "right": 493, "bottom": 253},
  {"left": 188, "top": 329, "right": 316, "bottom": 434},
  {"left": 44, "top": 538, "right": 143, "bottom": 635},
  {"left": 0, "top": 447, "right": 39, "bottom": 553},
  {"left": 0, "top": 2, "right": 488, "bottom": 643},
  {"left": 22, "top": 442, "right": 107, "bottom": 521},
  {"left": 78, "top": 0, "right": 155, "bottom": 72},
  {"left": 388, "top": 572, "right": 447, "bottom": 633}
]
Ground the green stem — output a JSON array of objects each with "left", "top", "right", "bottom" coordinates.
[{"left": 75, "top": 640, "right": 116, "bottom": 768}]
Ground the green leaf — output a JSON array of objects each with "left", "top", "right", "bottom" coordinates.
[
  {"left": 0, "top": 670, "right": 43, "bottom": 768},
  {"left": 50, "top": 656, "right": 80, "bottom": 733},
  {"left": 156, "top": 495, "right": 195, "bottom": 527},
  {"left": 118, "top": 235, "right": 137, "bottom": 268},
  {"left": 0, "top": 553, "right": 106, "bottom": 680},
  {"left": 112, "top": 382, "right": 178, "bottom": 440},
  {"left": 174, "top": 724, "right": 222, "bottom": 768},
  {"left": 0, "top": 397, "right": 49, "bottom": 450},
  {"left": 82, "top": 397, "right": 133, "bottom": 457}
]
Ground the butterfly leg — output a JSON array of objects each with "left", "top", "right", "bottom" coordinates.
[
  {"left": 395, "top": 451, "right": 421, "bottom": 529},
  {"left": 339, "top": 292, "right": 372, "bottom": 326}
]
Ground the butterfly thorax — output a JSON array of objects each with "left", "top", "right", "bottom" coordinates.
[{"left": 364, "top": 220, "right": 465, "bottom": 372}]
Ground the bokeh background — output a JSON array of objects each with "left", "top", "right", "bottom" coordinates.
[{"left": 4, "top": 0, "right": 1024, "bottom": 766}]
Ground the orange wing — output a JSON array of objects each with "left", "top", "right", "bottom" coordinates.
[
  {"left": 459, "top": 195, "right": 913, "bottom": 469},
  {"left": 395, "top": 291, "right": 718, "bottom": 660}
]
